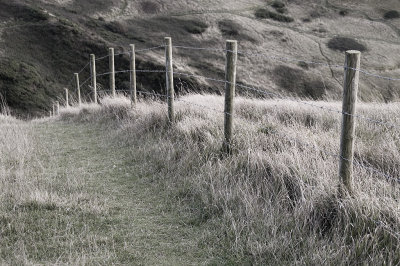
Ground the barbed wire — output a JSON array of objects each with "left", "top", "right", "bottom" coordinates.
[
  {"left": 76, "top": 68, "right": 399, "bottom": 129},
  {"left": 77, "top": 62, "right": 90, "bottom": 74}
]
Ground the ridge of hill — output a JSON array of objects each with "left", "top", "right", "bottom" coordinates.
[{"left": 1, "top": 0, "right": 400, "bottom": 117}]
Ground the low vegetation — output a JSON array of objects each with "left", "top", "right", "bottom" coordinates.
[
  {"left": 384, "top": 10, "right": 400, "bottom": 20},
  {"left": 218, "top": 19, "right": 256, "bottom": 42},
  {"left": 273, "top": 65, "right": 328, "bottom": 99},
  {"left": 140, "top": 1, "right": 161, "bottom": 14},
  {"left": 327, "top": 37, "right": 367, "bottom": 52},
  {"left": 255, "top": 8, "right": 294, "bottom": 22},
  {"left": 2, "top": 94, "right": 399, "bottom": 264},
  {"left": 271, "top": 0, "right": 288, "bottom": 14},
  {"left": 182, "top": 19, "right": 209, "bottom": 34}
]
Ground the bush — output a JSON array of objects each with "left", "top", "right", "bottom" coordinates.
[
  {"left": 273, "top": 65, "right": 327, "bottom": 99},
  {"left": 182, "top": 19, "right": 208, "bottom": 34},
  {"left": 140, "top": 1, "right": 160, "bottom": 14},
  {"left": 217, "top": 20, "right": 256, "bottom": 42},
  {"left": 271, "top": 1, "right": 287, "bottom": 14},
  {"left": 218, "top": 20, "right": 240, "bottom": 36},
  {"left": 327, "top": 37, "right": 367, "bottom": 52},
  {"left": 255, "top": 8, "right": 294, "bottom": 22},
  {"left": 271, "top": 1, "right": 285, "bottom": 9},
  {"left": 104, "top": 21, "right": 128, "bottom": 35},
  {"left": 384, "top": 10, "right": 400, "bottom": 19}
]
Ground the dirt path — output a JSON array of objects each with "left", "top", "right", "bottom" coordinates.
[{"left": 34, "top": 121, "right": 215, "bottom": 265}]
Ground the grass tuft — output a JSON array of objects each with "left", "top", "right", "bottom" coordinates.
[{"left": 255, "top": 8, "right": 294, "bottom": 22}]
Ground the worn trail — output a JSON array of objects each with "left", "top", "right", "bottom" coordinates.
[{"left": 34, "top": 121, "right": 213, "bottom": 265}]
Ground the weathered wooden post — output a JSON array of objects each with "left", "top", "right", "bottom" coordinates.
[
  {"left": 49, "top": 110, "right": 52, "bottom": 117},
  {"left": 130, "top": 44, "right": 137, "bottom": 105},
  {"left": 339, "top": 50, "right": 361, "bottom": 196},
  {"left": 56, "top": 101, "right": 60, "bottom": 115},
  {"left": 65, "top": 88, "right": 69, "bottom": 107},
  {"left": 109, "top": 48, "right": 116, "bottom": 97},
  {"left": 90, "top": 54, "right": 97, "bottom": 104},
  {"left": 75, "top": 73, "right": 81, "bottom": 106},
  {"left": 52, "top": 104, "right": 55, "bottom": 116},
  {"left": 165, "top": 37, "right": 174, "bottom": 123},
  {"left": 223, "top": 40, "right": 238, "bottom": 153}
]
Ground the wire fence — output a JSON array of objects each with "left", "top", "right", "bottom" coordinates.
[
  {"left": 60, "top": 42, "right": 399, "bottom": 193},
  {"left": 52, "top": 40, "right": 400, "bottom": 242}
]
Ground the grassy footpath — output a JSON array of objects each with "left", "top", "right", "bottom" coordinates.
[
  {"left": 2, "top": 94, "right": 399, "bottom": 264},
  {"left": 1, "top": 119, "right": 219, "bottom": 265}
]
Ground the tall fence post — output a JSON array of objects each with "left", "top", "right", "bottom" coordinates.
[
  {"left": 90, "top": 54, "right": 97, "bottom": 104},
  {"left": 52, "top": 104, "right": 55, "bottom": 116},
  {"left": 109, "top": 48, "right": 116, "bottom": 97},
  {"left": 56, "top": 101, "right": 60, "bottom": 115},
  {"left": 75, "top": 73, "right": 81, "bottom": 106},
  {"left": 223, "top": 40, "right": 238, "bottom": 153},
  {"left": 130, "top": 44, "right": 137, "bottom": 105},
  {"left": 65, "top": 88, "right": 69, "bottom": 107},
  {"left": 49, "top": 110, "right": 52, "bottom": 117},
  {"left": 165, "top": 37, "right": 174, "bottom": 123},
  {"left": 339, "top": 50, "right": 361, "bottom": 196}
]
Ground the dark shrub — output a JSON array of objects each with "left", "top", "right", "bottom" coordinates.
[
  {"left": 339, "top": 10, "right": 348, "bottom": 16},
  {"left": 255, "top": 8, "right": 294, "bottom": 22},
  {"left": 104, "top": 21, "right": 128, "bottom": 35},
  {"left": 218, "top": 20, "right": 256, "bottom": 42},
  {"left": 140, "top": 1, "right": 160, "bottom": 14},
  {"left": 384, "top": 10, "right": 400, "bottom": 19},
  {"left": 273, "top": 65, "right": 327, "bottom": 99},
  {"left": 218, "top": 20, "right": 240, "bottom": 36},
  {"left": 327, "top": 37, "right": 366, "bottom": 52},
  {"left": 271, "top": 1, "right": 287, "bottom": 13},
  {"left": 182, "top": 19, "right": 208, "bottom": 34},
  {"left": 271, "top": 1, "right": 285, "bottom": 9}
]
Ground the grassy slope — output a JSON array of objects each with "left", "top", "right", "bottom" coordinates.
[
  {"left": 1, "top": 0, "right": 400, "bottom": 117},
  {"left": 2, "top": 95, "right": 399, "bottom": 264}
]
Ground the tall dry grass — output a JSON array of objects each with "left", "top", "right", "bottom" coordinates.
[{"left": 60, "top": 94, "right": 400, "bottom": 264}]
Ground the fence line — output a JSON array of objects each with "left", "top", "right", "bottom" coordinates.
[
  {"left": 95, "top": 87, "right": 399, "bottom": 184},
  {"left": 57, "top": 38, "right": 400, "bottom": 198},
  {"left": 86, "top": 68, "right": 399, "bottom": 129}
]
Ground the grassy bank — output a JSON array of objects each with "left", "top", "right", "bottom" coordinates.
[{"left": 1, "top": 94, "right": 400, "bottom": 264}]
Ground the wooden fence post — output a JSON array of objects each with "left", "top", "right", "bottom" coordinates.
[
  {"left": 339, "top": 50, "right": 361, "bottom": 196},
  {"left": 109, "top": 48, "right": 116, "bottom": 97},
  {"left": 49, "top": 110, "right": 52, "bottom": 117},
  {"left": 90, "top": 54, "right": 97, "bottom": 104},
  {"left": 223, "top": 40, "right": 238, "bottom": 153},
  {"left": 52, "top": 104, "right": 55, "bottom": 116},
  {"left": 65, "top": 88, "right": 69, "bottom": 107},
  {"left": 75, "top": 73, "right": 81, "bottom": 106},
  {"left": 56, "top": 101, "right": 60, "bottom": 115},
  {"left": 165, "top": 37, "right": 174, "bottom": 123},
  {"left": 130, "top": 44, "right": 137, "bottom": 105}
]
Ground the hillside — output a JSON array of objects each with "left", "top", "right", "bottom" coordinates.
[
  {"left": 1, "top": 95, "right": 399, "bottom": 264},
  {"left": 1, "top": 0, "right": 400, "bottom": 117}
]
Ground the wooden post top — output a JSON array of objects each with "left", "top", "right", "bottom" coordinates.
[{"left": 346, "top": 50, "right": 361, "bottom": 55}]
